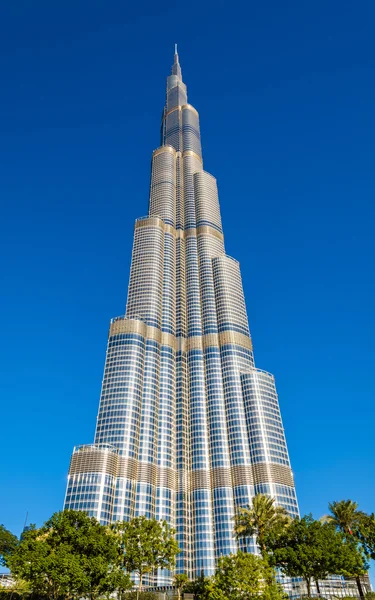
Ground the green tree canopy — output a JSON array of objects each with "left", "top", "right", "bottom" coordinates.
[
  {"left": 324, "top": 500, "right": 366, "bottom": 535},
  {"left": 200, "top": 579, "right": 227, "bottom": 600},
  {"left": 7, "top": 510, "right": 132, "bottom": 600},
  {"left": 184, "top": 571, "right": 211, "bottom": 600},
  {"left": 113, "top": 516, "right": 180, "bottom": 599},
  {"left": 358, "top": 513, "right": 375, "bottom": 560},
  {"left": 211, "top": 551, "right": 271, "bottom": 600},
  {"left": 173, "top": 573, "right": 189, "bottom": 600},
  {"left": 265, "top": 514, "right": 367, "bottom": 598},
  {"left": 0, "top": 524, "right": 18, "bottom": 566},
  {"left": 233, "top": 494, "right": 289, "bottom": 558},
  {"left": 324, "top": 499, "right": 371, "bottom": 598}
]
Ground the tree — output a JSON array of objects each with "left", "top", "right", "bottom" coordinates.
[
  {"left": 262, "top": 581, "right": 288, "bottom": 600},
  {"left": 184, "top": 571, "right": 211, "bottom": 600},
  {"left": 7, "top": 510, "right": 131, "bottom": 600},
  {"left": 358, "top": 513, "right": 375, "bottom": 560},
  {"left": 233, "top": 494, "right": 289, "bottom": 558},
  {"left": 173, "top": 573, "right": 189, "bottom": 600},
  {"left": 200, "top": 579, "right": 227, "bottom": 600},
  {"left": 265, "top": 515, "right": 367, "bottom": 598},
  {"left": 8, "top": 534, "right": 88, "bottom": 600},
  {"left": 324, "top": 500, "right": 369, "bottom": 598},
  {"left": 0, "top": 577, "right": 31, "bottom": 599},
  {"left": 325, "top": 500, "right": 366, "bottom": 534},
  {"left": 0, "top": 525, "right": 18, "bottom": 566},
  {"left": 184, "top": 558, "right": 285, "bottom": 600},
  {"left": 113, "top": 516, "right": 180, "bottom": 600},
  {"left": 212, "top": 552, "right": 269, "bottom": 600}
]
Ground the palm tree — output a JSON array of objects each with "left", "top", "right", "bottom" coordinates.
[
  {"left": 324, "top": 500, "right": 367, "bottom": 598},
  {"left": 324, "top": 500, "right": 366, "bottom": 534},
  {"left": 233, "top": 493, "right": 290, "bottom": 558}
]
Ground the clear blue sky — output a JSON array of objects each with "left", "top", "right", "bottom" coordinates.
[{"left": 1, "top": 0, "right": 374, "bottom": 573}]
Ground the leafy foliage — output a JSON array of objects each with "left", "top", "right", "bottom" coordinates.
[
  {"left": 0, "top": 525, "right": 18, "bottom": 566},
  {"left": 325, "top": 499, "right": 371, "bottom": 598},
  {"left": 324, "top": 500, "right": 367, "bottom": 535},
  {"left": 233, "top": 494, "right": 289, "bottom": 557},
  {"left": 113, "top": 516, "right": 179, "bottom": 596},
  {"left": 184, "top": 571, "right": 211, "bottom": 599},
  {"left": 7, "top": 510, "right": 132, "bottom": 600},
  {"left": 0, "top": 593, "right": 32, "bottom": 600},
  {"left": 186, "top": 553, "right": 286, "bottom": 600},
  {"left": 265, "top": 514, "right": 366, "bottom": 598},
  {"left": 357, "top": 513, "right": 375, "bottom": 560},
  {"left": 200, "top": 579, "right": 227, "bottom": 600},
  {"left": 173, "top": 573, "right": 189, "bottom": 599},
  {"left": 212, "top": 551, "right": 271, "bottom": 600},
  {"left": 0, "top": 578, "right": 31, "bottom": 598},
  {"left": 262, "top": 582, "right": 289, "bottom": 600},
  {"left": 2, "top": 499, "right": 373, "bottom": 600}
]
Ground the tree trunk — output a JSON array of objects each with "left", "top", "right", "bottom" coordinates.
[
  {"left": 305, "top": 577, "right": 311, "bottom": 598},
  {"left": 259, "top": 538, "right": 267, "bottom": 561},
  {"left": 136, "top": 572, "right": 143, "bottom": 600},
  {"left": 355, "top": 575, "right": 365, "bottom": 599},
  {"left": 315, "top": 579, "right": 321, "bottom": 594}
]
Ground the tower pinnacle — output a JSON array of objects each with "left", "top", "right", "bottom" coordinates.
[{"left": 171, "top": 44, "right": 182, "bottom": 79}]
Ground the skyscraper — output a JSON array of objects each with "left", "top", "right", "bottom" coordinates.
[{"left": 64, "top": 48, "right": 299, "bottom": 584}]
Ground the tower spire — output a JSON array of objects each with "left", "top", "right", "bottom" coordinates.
[{"left": 172, "top": 43, "right": 182, "bottom": 80}]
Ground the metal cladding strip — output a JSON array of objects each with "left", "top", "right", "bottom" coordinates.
[
  {"left": 109, "top": 317, "right": 252, "bottom": 353},
  {"left": 252, "top": 463, "right": 294, "bottom": 488},
  {"left": 190, "top": 469, "right": 210, "bottom": 490},
  {"left": 231, "top": 464, "right": 254, "bottom": 487},
  {"left": 231, "top": 463, "right": 294, "bottom": 488},
  {"left": 163, "top": 103, "right": 199, "bottom": 120},
  {"left": 117, "top": 456, "right": 138, "bottom": 480},
  {"left": 163, "top": 106, "right": 181, "bottom": 119},
  {"left": 197, "top": 225, "right": 223, "bottom": 240},
  {"left": 182, "top": 149, "right": 202, "bottom": 164},
  {"left": 152, "top": 145, "right": 176, "bottom": 157},
  {"left": 182, "top": 103, "right": 199, "bottom": 117},
  {"left": 186, "top": 463, "right": 294, "bottom": 490},
  {"left": 210, "top": 467, "right": 232, "bottom": 488},
  {"left": 69, "top": 450, "right": 178, "bottom": 490},
  {"left": 69, "top": 447, "right": 119, "bottom": 477},
  {"left": 134, "top": 215, "right": 223, "bottom": 241},
  {"left": 218, "top": 330, "right": 253, "bottom": 351}
]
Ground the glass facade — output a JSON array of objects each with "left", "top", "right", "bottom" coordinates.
[{"left": 64, "top": 49, "right": 299, "bottom": 584}]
